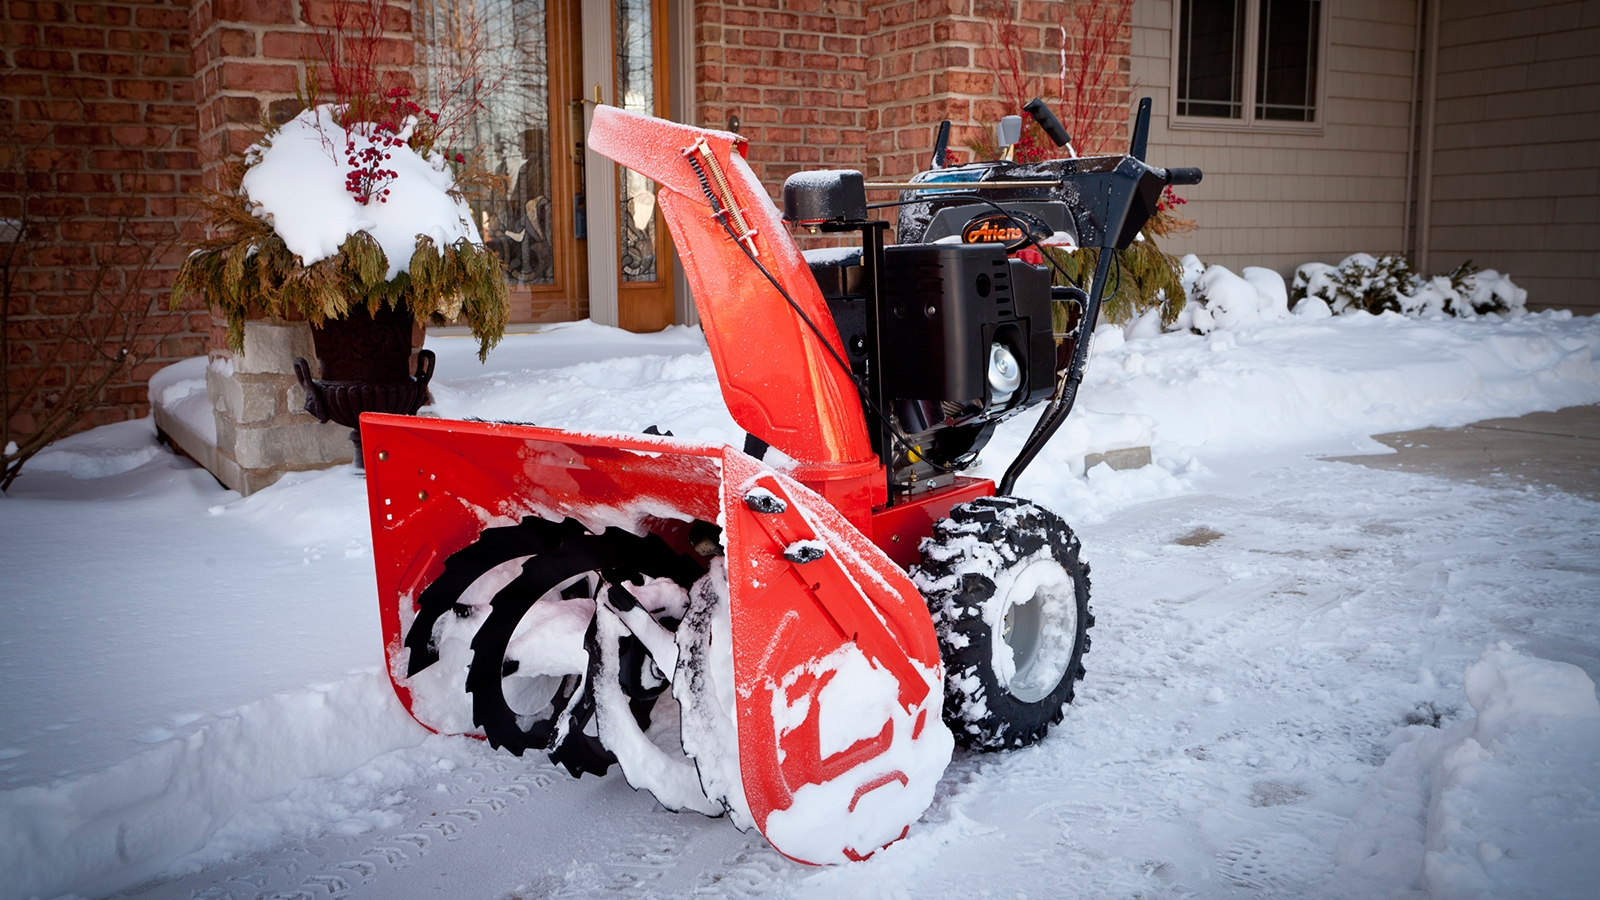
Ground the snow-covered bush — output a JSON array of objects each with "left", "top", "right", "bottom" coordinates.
[
  {"left": 1291, "top": 253, "right": 1416, "bottom": 315},
  {"left": 1161, "top": 253, "right": 1532, "bottom": 337},
  {"left": 1290, "top": 255, "right": 1526, "bottom": 319},
  {"left": 1164, "top": 255, "right": 1290, "bottom": 334}
]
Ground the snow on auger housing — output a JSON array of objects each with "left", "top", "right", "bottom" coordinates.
[{"left": 358, "top": 98, "right": 1200, "bottom": 864}]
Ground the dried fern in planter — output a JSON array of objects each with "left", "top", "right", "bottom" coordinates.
[{"left": 172, "top": 199, "right": 507, "bottom": 361}]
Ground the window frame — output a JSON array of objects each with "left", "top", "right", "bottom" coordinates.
[{"left": 1168, "top": 0, "right": 1331, "bottom": 135}]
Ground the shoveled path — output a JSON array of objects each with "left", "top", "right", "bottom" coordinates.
[{"left": 1326, "top": 404, "right": 1600, "bottom": 500}]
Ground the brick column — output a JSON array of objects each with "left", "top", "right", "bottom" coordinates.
[
  {"left": 190, "top": 0, "right": 414, "bottom": 189},
  {"left": 692, "top": 1, "right": 1129, "bottom": 208},
  {"left": 694, "top": 0, "right": 873, "bottom": 197},
  {"left": 864, "top": 0, "right": 990, "bottom": 178}
]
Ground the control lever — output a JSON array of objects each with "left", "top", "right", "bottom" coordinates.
[
  {"left": 995, "top": 115, "right": 1022, "bottom": 161},
  {"left": 1130, "top": 97, "right": 1151, "bottom": 161},
  {"left": 1023, "top": 98, "right": 1072, "bottom": 150},
  {"left": 930, "top": 120, "right": 951, "bottom": 169}
]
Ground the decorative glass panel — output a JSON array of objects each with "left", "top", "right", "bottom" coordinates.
[
  {"left": 423, "top": 0, "right": 555, "bottom": 285},
  {"left": 1256, "top": 0, "right": 1320, "bottom": 122},
  {"left": 1177, "top": 0, "right": 1245, "bottom": 119},
  {"left": 616, "top": 0, "right": 658, "bottom": 282}
]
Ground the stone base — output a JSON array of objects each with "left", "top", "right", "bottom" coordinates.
[{"left": 197, "top": 319, "right": 356, "bottom": 495}]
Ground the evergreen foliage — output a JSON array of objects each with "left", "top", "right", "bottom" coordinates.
[
  {"left": 1290, "top": 255, "right": 1516, "bottom": 319},
  {"left": 1045, "top": 232, "right": 1186, "bottom": 334},
  {"left": 171, "top": 174, "right": 508, "bottom": 361}
]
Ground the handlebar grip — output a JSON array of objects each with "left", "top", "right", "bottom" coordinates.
[
  {"left": 1166, "top": 167, "right": 1203, "bottom": 186},
  {"left": 1023, "top": 98, "right": 1072, "bottom": 148}
]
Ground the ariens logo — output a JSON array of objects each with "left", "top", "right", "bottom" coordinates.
[
  {"left": 963, "top": 220, "right": 1025, "bottom": 243},
  {"left": 961, "top": 210, "right": 1050, "bottom": 246}
]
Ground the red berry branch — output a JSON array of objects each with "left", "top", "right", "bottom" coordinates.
[{"left": 302, "top": 2, "right": 487, "bottom": 204}]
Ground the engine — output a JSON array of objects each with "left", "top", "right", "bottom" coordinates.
[{"left": 804, "top": 241, "right": 1059, "bottom": 488}]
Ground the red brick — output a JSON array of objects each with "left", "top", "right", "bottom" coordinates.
[
  {"left": 111, "top": 78, "right": 170, "bottom": 101},
  {"left": 259, "top": 29, "right": 314, "bottom": 59},
  {"left": 110, "top": 124, "right": 174, "bottom": 147},
  {"left": 106, "top": 28, "right": 165, "bottom": 51},
  {"left": 1, "top": 21, "right": 40, "bottom": 43},
  {"left": 218, "top": 61, "right": 298, "bottom": 92},
  {"left": 13, "top": 48, "right": 75, "bottom": 69},
  {"left": 84, "top": 101, "right": 141, "bottom": 123},
  {"left": 143, "top": 54, "right": 188, "bottom": 77},
  {"left": 17, "top": 1, "right": 68, "bottom": 23},
  {"left": 144, "top": 102, "right": 191, "bottom": 124},
  {"left": 74, "top": 4, "right": 132, "bottom": 26},
  {"left": 18, "top": 98, "right": 77, "bottom": 120},
  {"left": 43, "top": 24, "right": 106, "bottom": 47},
  {"left": 91, "top": 147, "right": 145, "bottom": 169},
  {"left": 743, "top": 28, "right": 780, "bottom": 47}
]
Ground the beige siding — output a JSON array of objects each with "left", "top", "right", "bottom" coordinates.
[
  {"left": 1427, "top": 0, "right": 1600, "bottom": 314},
  {"left": 1133, "top": 0, "right": 1420, "bottom": 279}
]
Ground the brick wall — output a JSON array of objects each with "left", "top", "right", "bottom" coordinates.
[
  {"left": 693, "top": 0, "right": 873, "bottom": 191},
  {"left": 695, "top": 0, "right": 1131, "bottom": 197},
  {"left": 1, "top": 0, "right": 207, "bottom": 442}
]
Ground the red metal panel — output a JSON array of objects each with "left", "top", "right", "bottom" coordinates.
[
  {"left": 587, "top": 107, "right": 876, "bottom": 470},
  {"left": 360, "top": 413, "right": 724, "bottom": 719},
  {"left": 869, "top": 477, "right": 997, "bottom": 569},
  {"left": 719, "top": 448, "right": 945, "bottom": 862}
]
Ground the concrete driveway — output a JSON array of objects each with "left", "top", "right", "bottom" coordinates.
[{"left": 1327, "top": 404, "right": 1600, "bottom": 500}]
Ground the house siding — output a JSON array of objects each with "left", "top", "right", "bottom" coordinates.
[
  {"left": 1427, "top": 0, "right": 1600, "bottom": 314},
  {"left": 1131, "top": 0, "right": 1420, "bottom": 279}
]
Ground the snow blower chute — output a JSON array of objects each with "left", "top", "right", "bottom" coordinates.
[{"left": 361, "top": 98, "right": 1200, "bottom": 863}]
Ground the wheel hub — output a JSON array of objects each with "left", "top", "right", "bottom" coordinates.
[{"left": 993, "top": 558, "right": 1079, "bottom": 703}]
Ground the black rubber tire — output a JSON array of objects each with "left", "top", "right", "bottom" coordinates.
[
  {"left": 914, "top": 495, "right": 1093, "bottom": 751},
  {"left": 463, "top": 521, "right": 704, "bottom": 769}
]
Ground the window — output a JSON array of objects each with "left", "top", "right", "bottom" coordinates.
[{"left": 1174, "top": 0, "right": 1325, "bottom": 129}]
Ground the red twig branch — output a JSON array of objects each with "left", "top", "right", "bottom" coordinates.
[{"left": 978, "top": 0, "right": 1134, "bottom": 159}]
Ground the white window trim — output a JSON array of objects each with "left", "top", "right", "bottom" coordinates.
[{"left": 1167, "top": 0, "right": 1330, "bottom": 135}]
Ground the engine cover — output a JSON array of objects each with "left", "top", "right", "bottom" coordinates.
[{"left": 878, "top": 243, "right": 1054, "bottom": 411}]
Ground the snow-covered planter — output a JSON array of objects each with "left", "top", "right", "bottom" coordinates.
[{"left": 171, "top": 103, "right": 509, "bottom": 361}]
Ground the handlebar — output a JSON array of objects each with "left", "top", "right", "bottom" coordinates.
[{"left": 1165, "top": 167, "right": 1203, "bottom": 186}]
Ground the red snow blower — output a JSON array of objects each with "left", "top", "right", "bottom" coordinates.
[{"left": 359, "top": 98, "right": 1199, "bottom": 864}]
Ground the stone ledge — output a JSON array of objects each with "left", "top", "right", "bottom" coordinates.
[{"left": 1084, "top": 446, "right": 1153, "bottom": 471}]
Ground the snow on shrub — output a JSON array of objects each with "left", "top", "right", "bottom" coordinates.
[
  {"left": 1165, "top": 255, "right": 1291, "bottom": 334},
  {"left": 1153, "top": 253, "right": 1531, "bottom": 337},
  {"left": 1290, "top": 254, "right": 1526, "bottom": 319}
]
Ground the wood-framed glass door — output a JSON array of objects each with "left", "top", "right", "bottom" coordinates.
[
  {"left": 423, "top": 0, "right": 589, "bottom": 325},
  {"left": 427, "top": 0, "right": 675, "bottom": 331},
  {"left": 610, "top": 0, "right": 675, "bottom": 332}
]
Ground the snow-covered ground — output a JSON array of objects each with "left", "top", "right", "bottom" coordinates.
[{"left": 2, "top": 310, "right": 1598, "bottom": 900}]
